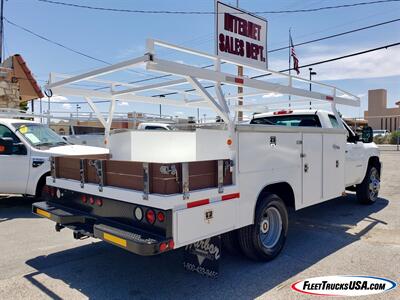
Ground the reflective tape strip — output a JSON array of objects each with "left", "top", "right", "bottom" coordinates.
[
  {"left": 174, "top": 192, "right": 240, "bottom": 211},
  {"left": 187, "top": 199, "right": 209, "bottom": 208}
]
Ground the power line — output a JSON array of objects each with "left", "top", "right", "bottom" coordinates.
[
  {"left": 270, "top": 17, "right": 400, "bottom": 53},
  {"left": 4, "top": 17, "right": 152, "bottom": 77},
  {"left": 273, "top": 41, "right": 400, "bottom": 74},
  {"left": 37, "top": 0, "right": 400, "bottom": 14}
]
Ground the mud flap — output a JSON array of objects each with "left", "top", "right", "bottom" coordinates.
[{"left": 183, "top": 236, "right": 221, "bottom": 278}]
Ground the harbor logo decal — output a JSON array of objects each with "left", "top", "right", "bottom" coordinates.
[{"left": 291, "top": 276, "right": 397, "bottom": 297}]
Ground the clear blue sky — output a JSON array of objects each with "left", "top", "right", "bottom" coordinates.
[{"left": 6, "top": 0, "right": 400, "bottom": 119}]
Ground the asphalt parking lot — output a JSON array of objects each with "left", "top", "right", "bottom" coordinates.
[{"left": 0, "top": 151, "right": 399, "bottom": 299}]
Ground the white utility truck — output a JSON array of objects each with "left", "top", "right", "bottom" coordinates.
[
  {"left": 0, "top": 112, "right": 109, "bottom": 198},
  {"left": 32, "top": 40, "right": 380, "bottom": 262}
]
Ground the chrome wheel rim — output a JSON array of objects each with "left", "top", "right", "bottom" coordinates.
[
  {"left": 259, "top": 207, "right": 282, "bottom": 249},
  {"left": 368, "top": 168, "right": 380, "bottom": 201}
]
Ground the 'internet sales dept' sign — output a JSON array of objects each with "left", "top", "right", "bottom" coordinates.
[{"left": 216, "top": 1, "right": 268, "bottom": 69}]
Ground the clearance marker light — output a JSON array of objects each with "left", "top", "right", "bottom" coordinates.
[{"left": 227, "top": 138, "right": 233, "bottom": 146}]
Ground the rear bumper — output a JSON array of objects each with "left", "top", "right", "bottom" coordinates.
[{"left": 32, "top": 201, "right": 173, "bottom": 256}]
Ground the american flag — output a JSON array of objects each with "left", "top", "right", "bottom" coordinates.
[{"left": 290, "top": 34, "right": 300, "bottom": 75}]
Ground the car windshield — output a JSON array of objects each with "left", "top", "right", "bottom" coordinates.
[{"left": 13, "top": 123, "right": 68, "bottom": 148}]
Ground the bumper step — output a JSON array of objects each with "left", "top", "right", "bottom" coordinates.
[
  {"left": 32, "top": 201, "right": 173, "bottom": 256},
  {"left": 94, "top": 223, "right": 170, "bottom": 256},
  {"left": 32, "top": 201, "right": 86, "bottom": 224}
]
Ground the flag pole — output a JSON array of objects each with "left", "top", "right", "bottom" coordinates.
[{"left": 288, "top": 28, "right": 292, "bottom": 107}]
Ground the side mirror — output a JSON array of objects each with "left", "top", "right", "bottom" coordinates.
[
  {"left": 362, "top": 126, "right": 373, "bottom": 143},
  {"left": 0, "top": 137, "right": 13, "bottom": 155}
]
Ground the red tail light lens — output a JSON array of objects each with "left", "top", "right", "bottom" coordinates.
[
  {"left": 168, "top": 240, "right": 174, "bottom": 249},
  {"left": 157, "top": 212, "right": 165, "bottom": 222},
  {"left": 95, "top": 198, "right": 103, "bottom": 206},
  {"left": 159, "top": 242, "right": 167, "bottom": 252},
  {"left": 89, "top": 196, "right": 95, "bottom": 205},
  {"left": 146, "top": 209, "right": 156, "bottom": 224},
  {"left": 81, "top": 195, "right": 87, "bottom": 203}
]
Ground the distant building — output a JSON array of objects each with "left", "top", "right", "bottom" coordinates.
[{"left": 364, "top": 89, "right": 400, "bottom": 132}]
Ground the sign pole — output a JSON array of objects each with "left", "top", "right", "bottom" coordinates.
[{"left": 237, "top": 0, "right": 243, "bottom": 122}]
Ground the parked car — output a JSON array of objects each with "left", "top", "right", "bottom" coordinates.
[
  {"left": 373, "top": 129, "right": 389, "bottom": 137},
  {"left": 0, "top": 118, "right": 109, "bottom": 197},
  {"left": 137, "top": 122, "right": 176, "bottom": 130}
]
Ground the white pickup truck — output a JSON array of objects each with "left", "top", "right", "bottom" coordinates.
[
  {"left": 0, "top": 118, "right": 109, "bottom": 198},
  {"left": 31, "top": 40, "right": 381, "bottom": 264}
]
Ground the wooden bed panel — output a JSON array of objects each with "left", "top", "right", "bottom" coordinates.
[{"left": 54, "top": 157, "right": 233, "bottom": 194}]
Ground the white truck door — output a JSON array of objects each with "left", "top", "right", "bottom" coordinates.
[
  {"left": 0, "top": 124, "right": 30, "bottom": 194},
  {"left": 342, "top": 122, "right": 366, "bottom": 186},
  {"left": 345, "top": 142, "right": 366, "bottom": 186},
  {"left": 302, "top": 133, "right": 323, "bottom": 206},
  {"left": 323, "top": 133, "right": 346, "bottom": 199}
]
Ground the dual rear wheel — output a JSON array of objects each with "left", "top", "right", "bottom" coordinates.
[{"left": 222, "top": 193, "right": 288, "bottom": 261}]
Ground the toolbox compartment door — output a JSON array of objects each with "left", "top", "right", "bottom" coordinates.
[
  {"left": 175, "top": 200, "right": 236, "bottom": 246},
  {"left": 323, "top": 133, "right": 345, "bottom": 199}
]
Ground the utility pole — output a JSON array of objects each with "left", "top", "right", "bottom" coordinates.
[
  {"left": 76, "top": 104, "right": 81, "bottom": 119},
  {"left": 237, "top": 0, "right": 243, "bottom": 122},
  {"left": 0, "top": 0, "right": 4, "bottom": 64},
  {"left": 309, "top": 68, "right": 317, "bottom": 109}
]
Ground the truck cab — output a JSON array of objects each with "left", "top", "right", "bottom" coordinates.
[{"left": 0, "top": 118, "right": 109, "bottom": 197}]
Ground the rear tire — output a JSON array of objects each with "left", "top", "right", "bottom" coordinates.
[
  {"left": 238, "top": 193, "right": 288, "bottom": 261},
  {"left": 356, "top": 164, "right": 380, "bottom": 205}
]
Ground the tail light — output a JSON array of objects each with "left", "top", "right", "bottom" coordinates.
[
  {"left": 95, "top": 198, "right": 103, "bottom": 207},
  {"left": 89, "top": 196, "right": 95, "bottom": 205},
  {"left": 157, "top": 211, "right": 165, "bottom": 222},
  {"left": 168, "top": 240, "right": 174, "bottom": 249},
  {"left": 81, "top": 194, "right": 87, "bottom": 203},
  {"left": 50, "top": 187, "right": 55, "bottom": 198},
  {"left": 159, "top": 242, "right": 167, "bottom": 252},
  {"left": 146, "top": 209, "right": 156, "bottom": 224}
]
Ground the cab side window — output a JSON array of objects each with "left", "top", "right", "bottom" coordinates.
[
  {"left": 328, "top": 115, "right": 341, "bottom": 128},
  {"left": 0, "top": 125, "right": 18, "bottom": 142},
  {"left": 0, "top": 125, "right": 25, "bottom": 154}
]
